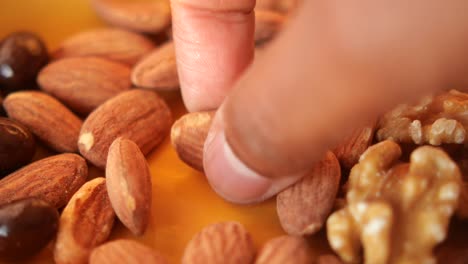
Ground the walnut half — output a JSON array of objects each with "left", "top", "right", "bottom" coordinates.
[
  {"left": 327, "top": 140, "right": 462, "bottom": 264},
  {"left": 377, "top": 90, "right": 468, "bottom": 146}
]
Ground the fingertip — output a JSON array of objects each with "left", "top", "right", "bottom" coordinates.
[
  {"left": 203, "top": 112, "right": 303, "bottom": 204},
  {"left": 203, "top": 113, "right": 271, "bottom": 203},
  {"left": 171, "top": 1, "right": 255, "bottom": 112}
]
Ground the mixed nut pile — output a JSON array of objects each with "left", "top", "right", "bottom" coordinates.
[
  {"left": 0, "top": 0, "right": 466, "bottom": 263},
  {"left": 172, "top": 89, "right": 468, "bottom": 264}
]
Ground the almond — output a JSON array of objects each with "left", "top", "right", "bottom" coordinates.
[
  {"left": 91, "top": 0, "right": 171, "bottom": 34},
  {"left": 3, "top": 91, "right": 82, "bottom": 153},
  {"left": 0, "top": 153, "right": 87, "bottom": 208},
  {"left": 255, "top": 10, "right": 286, "bottom": 46},
  {"left": 276, "top": 151, "right": 341, "bottom": 236},
  {"left": 106, "top": 137, "right": 151, "bottom": 236},
  {"left": 171, "top": 111, "right": 214, "bottom": 172},
  {"left": 54, "top": 177, "right": 115, "bottom": 264},
  {"left": 131, "top": 42, "right": 179, "bottom": 91},
  {"left": 53, "top": 28, "right": 155, "bottom": 66},
  {"left": 333, "top": 124, "right": 376, "bottom": 170},
  {"left": 255, "top": 235, "right": 313, "bottom": 264},
  {"left": 79, "top": 89, "right": 172, "bottom": 168},
  {"left": 38, "top": 57, "right": 131, "bottom": 114},
  {"left": 182, "top": 221, "right": 255, "bottom": 264},
  {"left": 90, "top": 239, "right": 169, "bottom": 264}
]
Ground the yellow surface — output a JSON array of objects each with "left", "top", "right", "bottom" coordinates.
[{"left": 0, "top": 1, "right": 292, "bottom": 263}]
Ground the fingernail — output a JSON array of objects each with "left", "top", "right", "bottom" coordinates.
[{"left": 203, "top": 112, "right": 303, "bottom": 204}]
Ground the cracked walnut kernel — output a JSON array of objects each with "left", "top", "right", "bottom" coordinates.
[
  {"left": 377, "top": 90, "right": 468, "bottom": 145},
  {"left": 327, "top": 140, "right": 462, "bottom": 264}
]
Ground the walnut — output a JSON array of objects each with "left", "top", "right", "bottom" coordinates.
[
  {"left": 327, "top": 140, "right": 462, "bottom": 264},
  {"left": 377, "top": 90, "right": 468, "bottom": 145}
]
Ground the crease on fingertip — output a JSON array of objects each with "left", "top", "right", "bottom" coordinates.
[
  {"left": 222, "top": 132, "right": 270, "bottom": 182},
  {"left": 203, "top": 117, "right": 308, "bottom": 204},
  {"left": 205, "top": 109, "right": 268, "bottom": 183},
  {"left": 203, "top": 120, "right": 272, "bottom": 204}
]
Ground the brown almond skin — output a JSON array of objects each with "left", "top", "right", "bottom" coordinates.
[
  {"left": 106, "top": 137, "right": 151, "bottom": 236},
  {"left": 54, "top": 178, "right": 115, "bottom": 264},
  {"left": 255, "top": 10, "right": 286, "bottom": 46},
  {"left": 277, "top": 151, "right": 341, "bottom": 236},
  {"left": 90, "top": 239, "right": 169, "bottom": 264},
  {"left": 255, "top": 236, "right": 313, "bottom": 264},
  {"left": 182, "top": 221, "right": 255, "bottom": 264},
  {"left": 79, "top": 89, "right": 172, "bottom": 168},
  {"left": 91, "top": 0, "right": 171, "bottom": 34},
  {"left": 131, "top": 42, "right": 179, "bottom": 91},
  {"left": 53, "top": 28, "right": 155, "bottom": 66},
  {"left": 0, "top": 153, "right": 88, "bottom": 208},
  {"left": 38, "top": 57, "right": 131, "bottom": 114},
  {"left": 171, "top": 111, "right": 214, "bottom": 172},
  {"left": 3, "top": 91, "right": 82, "bottom": 153},
  {"left": 333, "top": 124, "right": 375, "bottom": 170}
]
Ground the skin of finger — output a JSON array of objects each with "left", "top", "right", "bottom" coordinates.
[
  {"left": 221, "top": 0, "right": 468, "bottom": 178},
  {"left": 203, "top": 109, "right": 305, "bottom": 203},
  {"left": 171, "top": 0, "right": 255, "bottom": 112}
]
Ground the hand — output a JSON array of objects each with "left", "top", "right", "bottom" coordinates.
[{"left": 170, "top": 0, "right": 468, "bottom": 204}]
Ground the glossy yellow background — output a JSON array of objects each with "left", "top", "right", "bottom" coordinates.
[{"left": 0, "top": 1, "right": 307, "bottom": 263}]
